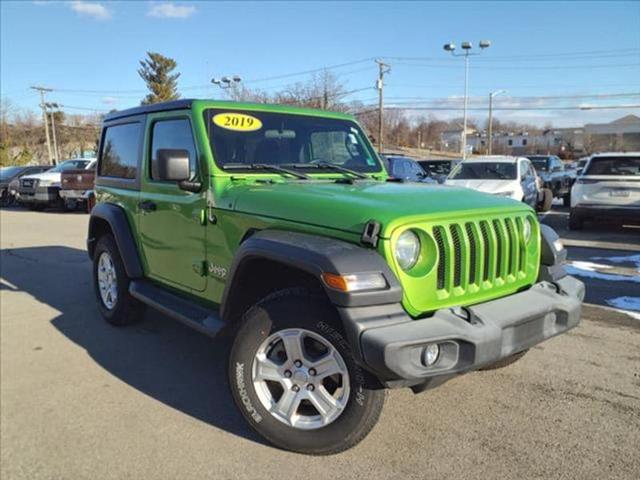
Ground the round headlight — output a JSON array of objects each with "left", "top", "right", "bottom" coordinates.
[
  {"left": 523, "top": 217, "right": 533, "bottom": 243},
  {"left": 395, "top": 230, "right": 420, "bottom": 270}
]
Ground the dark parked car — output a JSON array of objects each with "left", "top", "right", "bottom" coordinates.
[
  {"left": 526, "top": 155, "right": 576, "bottom": 206},
  {"left": 0, "top": 165, "right": 51, "bottom": 207},
  {"left": 382, "top": 156, "right": 435, "bottom": 183},
  {"left": 417, "top": 159, "right": 460, "bottom": 184}
]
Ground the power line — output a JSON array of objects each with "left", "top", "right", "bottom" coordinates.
[
  {"left": 392, "top": 62, "right": 640, "bottom": 70},
  {"left": 383, "top": 48, "right": 640, "bottom": 62},
  {"left": 381, "top": 92, "right": 640, "bottom": 103},
  {"left": 386, "top": 82, "right": 640, "bottom": 90},
  {"left": 241, "top": 58, "right": 375, "bottom": 84},
  {"left": 353, "top": 104, "right": 640, "bottom": 115}
]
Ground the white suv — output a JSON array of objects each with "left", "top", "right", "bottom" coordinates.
[{"left": 569, "top": 152, "right": 640, "bottom": 230}]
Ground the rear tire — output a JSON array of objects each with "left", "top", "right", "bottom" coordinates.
[
  {"left": 569, "top": 212, "right": 583, "bottom": 230},
  {"left": 228, "top": 289, "right": 385, "bottom": 455},
  {"left": 538, "top": 188, "right": 553, "bottom": 212},
  {"left": 93, "top": 234, "right": 144, "bottom": 326}
]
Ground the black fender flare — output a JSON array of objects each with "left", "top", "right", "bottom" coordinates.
[
  {"left": 220, "top": 230, "right": 402, "bottom": 320},
  {"left": 87, "top": 202, "right": 143, "bottom": 278}
]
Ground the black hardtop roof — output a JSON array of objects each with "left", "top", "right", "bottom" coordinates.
[{"left": 103, "top": 99, "right": 194, "bottom": 122}]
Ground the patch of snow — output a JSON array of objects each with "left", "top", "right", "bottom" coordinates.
[
  {"left": 568, "top": 260, "right": 612, "bottom": 271},
  {"left": 606, "top": 297, "right": 640, "bottom": 320},
  {"left": 592, "top": 253, "right": 640, "bottom": 271},
  {"left": 565, "top": 265, "right": 640, "bottom": 284}
]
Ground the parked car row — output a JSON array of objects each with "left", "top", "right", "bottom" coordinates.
[
  {"left": 0, "top": 158, "right": 96, "bottom": 212},
  {"left": 380, "top": 152, "right": 638, "bottom": 229}
]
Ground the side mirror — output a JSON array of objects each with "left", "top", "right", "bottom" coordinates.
[{"left": 153, "top": 149, "right": 191, "bottom": 182}]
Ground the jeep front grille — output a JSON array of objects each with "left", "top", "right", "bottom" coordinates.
[{"left": 433, "top": 215, "right": 531, "bottom": 295}]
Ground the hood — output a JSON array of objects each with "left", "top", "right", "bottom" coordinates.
[
  {"left": 445, "top": 178, "right": 518, "bottom": 194},
  {"left": 224, "top": 179, "right": 530, "bottom": 237},
  {"left": 21, "top": 171, "right": 61, "bottom": 183}
]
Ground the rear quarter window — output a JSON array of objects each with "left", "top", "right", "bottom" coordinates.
[{"left": 99, "top": 122, "right": 142, "bottom": 179}]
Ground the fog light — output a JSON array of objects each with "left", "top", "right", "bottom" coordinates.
[{"left": 423, "top": 343, "right": 440, "bottom": 366}]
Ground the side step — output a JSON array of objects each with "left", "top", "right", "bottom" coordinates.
[{"left": 129, "top": 280, "right": 225, "bottom": 338}]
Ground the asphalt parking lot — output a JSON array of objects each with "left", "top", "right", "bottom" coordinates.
[{"left": 1, "top": 208, "right": 639, "bottom": 480}]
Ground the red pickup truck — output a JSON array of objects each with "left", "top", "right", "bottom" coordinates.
[{"left": 60, "top": 166, "right": 96, "bottom": 212}]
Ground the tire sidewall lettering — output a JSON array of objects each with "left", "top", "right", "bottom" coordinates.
[
  {"left": 235, "top": 362, "right": 263, "bottom": 423},
  {"left": 316, "top": 320, "right": 366, "bottom": 406}
]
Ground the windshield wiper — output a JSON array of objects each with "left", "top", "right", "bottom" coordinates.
[
  {"left": 223, "top": 163, "right": 309, "bottom": 180},
  {"left": 309, "top": 162, "right": 369, "bottom": 180}
]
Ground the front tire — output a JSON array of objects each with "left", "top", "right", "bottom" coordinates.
[
  {"left": 93, "top": 234, "right": 144, "bottom": 325},
  {"left": 229, "top": 289, "right": 385, "bottom": 455}
]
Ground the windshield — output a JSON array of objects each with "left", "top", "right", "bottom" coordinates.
[
  {"left": 585, "top": 156, "right": 640, "bottom": 176},
  {"left": 418, "top": 160, "right": 451, "bottom": 175},
  {"left": 0, "top": 166, "right": 24, "bottom": 181},
  {"left": 528, "top": 157, "right": 549, "bottom": 171},
  {"left": 205, "top": 109, "right": 382, "bottom": 174},
  {"left": 49, "top": 160, "right": 90, "bottom": 173},
  {"left": 449, "top": 162, "right": 517, "bottom": 180}
]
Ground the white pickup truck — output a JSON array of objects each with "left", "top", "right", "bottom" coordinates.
[{"left": 17, "top": 158, "right": 95, "bottom": 210}]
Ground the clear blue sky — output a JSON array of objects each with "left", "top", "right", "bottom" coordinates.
[{"left": 1, "top": 0, "right": 639, "bottom": 126}]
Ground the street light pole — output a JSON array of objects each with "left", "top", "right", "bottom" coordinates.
[
  {"left": 443, "top": 40, "right": 491, "bottom": 160},
  {"left": 462, "top": 53, "right": 470, "bottom": 160},
  {"left": 46, "top": 103, "right": 61, "bottom": 164},
  {"left": 488, "top": 89, "right": 506, "bottom": 155},
  {"left": 211, "top": 75, "right": 243, "bottom": 98}
]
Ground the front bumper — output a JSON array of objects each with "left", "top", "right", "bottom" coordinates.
[
  {"left": 340, "top": 275, "right": 584, "bottom": 389},
  {"left": 17, "top": 187, "right": 60, "bottom": 204},
  {"left": 59, "top": 189, "right": 92, "bottom": 200}
]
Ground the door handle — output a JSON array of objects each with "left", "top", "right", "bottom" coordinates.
[{"left": 138, "top": 200, "right": 157, "bottom": 213}]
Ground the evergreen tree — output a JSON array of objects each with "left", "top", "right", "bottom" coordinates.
[{"left": 137, "top": 52, "right": 180, "bottom": 105}]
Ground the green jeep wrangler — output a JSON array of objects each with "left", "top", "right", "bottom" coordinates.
[{"left": 88, "top": 99, "right": 584, "bottom": 454}]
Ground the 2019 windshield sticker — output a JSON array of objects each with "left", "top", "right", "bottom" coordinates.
[{"left": 213, "top": 113, "right": 263, "bottom": 132}]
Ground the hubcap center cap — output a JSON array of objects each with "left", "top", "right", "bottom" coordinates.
[{"left": 292, "top": 369, "right": 308, "bottom": 384}]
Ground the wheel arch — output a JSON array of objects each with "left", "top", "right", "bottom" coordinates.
[
  {"left": 220, "top": 230, "right": 402, "bottom": 325},
  {"left": 87, "top": 202, "right": 143, "bottom": 278}
]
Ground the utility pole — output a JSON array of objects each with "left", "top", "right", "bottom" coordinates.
[
  {"left": 488, "top": 90, "right": 506, "bottom": 155},
  {"left": 31, "top": 85, "right": 54, "bottom": 164},
  {"left": 375, "top": 59, "right": 390, "bottom": 153}
]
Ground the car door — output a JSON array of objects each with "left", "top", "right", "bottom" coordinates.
[
  {"left": 521, "top": 160, "right": 538, "bottom": 207},
  {"left": 138, "top": 113, "right": 207, "bottom": 292}
]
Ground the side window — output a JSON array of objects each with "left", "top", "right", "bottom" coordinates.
[
  {"left": 150, "top": 118, "right": 198, "bottom": 180},
  {"left": 99, "top": 123, "right": 141, "bottom": 179},
  {"left": 310, "top": 131, "right": 352, "bottom": 164}
]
